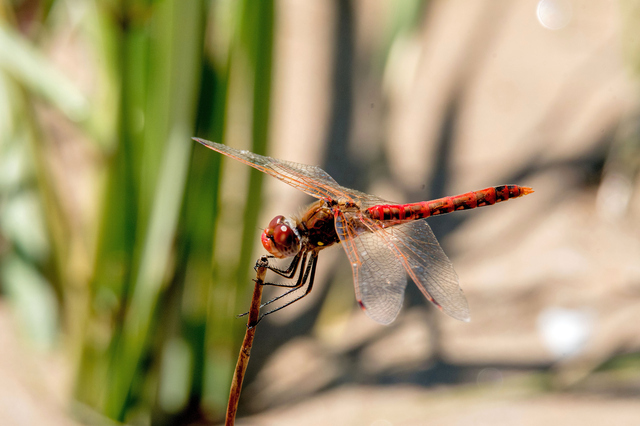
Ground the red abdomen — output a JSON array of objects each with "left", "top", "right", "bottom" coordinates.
[{"left": 367, "top": 185, "right": 533, "bottom": 223}]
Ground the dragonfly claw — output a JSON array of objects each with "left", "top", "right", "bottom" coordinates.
[{"left": 254, "top": 255, "right": 271, "bottom": 271}]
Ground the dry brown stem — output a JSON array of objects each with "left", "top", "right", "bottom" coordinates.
[{"left": 225, "top": 256, "right": 268, "bottom": 426}]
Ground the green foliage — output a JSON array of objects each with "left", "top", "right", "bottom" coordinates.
[{"left": 0, "top": 0, "right": 274, "bottom": 423}]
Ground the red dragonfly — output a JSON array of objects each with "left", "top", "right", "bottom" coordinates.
[{"left": 195, "top": 138, "right": 533, "bottom": 324}]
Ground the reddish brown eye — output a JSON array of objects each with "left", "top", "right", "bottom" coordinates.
[
  {"left": 268, "top": 215, "right": 285, "bottom": 232},
  {"left": 262, "top": 215, "right": 300, "bottom": 258},
  {"left": 273, "top": 223, "right": 294, "bottom": 246}
]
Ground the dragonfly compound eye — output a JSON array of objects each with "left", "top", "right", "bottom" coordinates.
[
  {"left": 268, "top": 215, "right": 285, "bottom": 230},
  {"left": 273, "top": 223, "right": 295, "bottom": 246},
  {"left": 261, "top": 216, "right": 300, "bottom": 258}
]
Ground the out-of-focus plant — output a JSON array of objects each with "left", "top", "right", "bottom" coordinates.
[
  {"left": 597, "top": 0, "right": 640, "bottom": 221},
  {"left": 0, "top": 0, "right": 274, "bottom": 423}
]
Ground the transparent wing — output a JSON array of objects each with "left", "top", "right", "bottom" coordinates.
[
  {"left": 388, "top": 219, "right": 470, "bottom": 321},
  {"left": 335, "top": 212, "right": 407, "bottom": 324},
  {"left": 194, "top": 138, "right": 386, "bottom": 205},
  {"left": 336, "top": 212, "right": 470, "bottom": 324}
]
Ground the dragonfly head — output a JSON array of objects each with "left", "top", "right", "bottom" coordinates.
[{"left": 261, "top": 215, "right": 301, "bottom": 258}]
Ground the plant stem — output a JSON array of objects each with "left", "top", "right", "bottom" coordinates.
[{"left": 225, "top": 255, "right": 268, "bottom": 426}]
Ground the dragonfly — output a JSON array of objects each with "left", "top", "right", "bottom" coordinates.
[{"left": 194, "top": 138, "right": 533, "bottom": 324}]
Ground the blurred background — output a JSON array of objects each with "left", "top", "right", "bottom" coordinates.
[{"left": 1, "top": 0, "right": 640, "bottom": 425}]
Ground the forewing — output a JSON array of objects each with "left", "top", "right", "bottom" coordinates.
[
  {"left": 194, "top": 138, "right": 388, "bottom": 205},
  {"left": 389, "top": 219, "right": 470, "bottom": 321},
  {"left": 335, "top": 212, "right": 408, "bottom": 325}
]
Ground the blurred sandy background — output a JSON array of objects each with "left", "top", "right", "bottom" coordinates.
[{"left": 0, "top": 0, "right": 639, "bottom": 425}]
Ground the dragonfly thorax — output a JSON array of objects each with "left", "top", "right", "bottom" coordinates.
[
  {"left": 298, "top": 200, "right": 340, "bottom": 250},
  {"left": 336, "top": 197, "right": 360, "bottom": 211},
  {"left": 261, "top": 215, "right": 301, "bottom": 258}
]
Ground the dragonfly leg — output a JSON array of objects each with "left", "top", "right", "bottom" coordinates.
[
  {"left": 254, "top": 255, "right": 274, "bottom": 271},
  {"left": 237, "top": 253, "right": 309, "bottom": 318},
  {"left": 255, "top": 251, "right": 319, "bottom": 323},
  {"left": 264, "top": 251, "right": 303, "bottom": 279}
]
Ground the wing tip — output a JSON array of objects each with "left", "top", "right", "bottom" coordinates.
[
  {"left": 449, "top": 307, "right": 471, "bottom": 322},
  {"left": 357, "top": 299, "right": 397, "bottom": 325},
  {"left": 193, "top": 137, "right": 223, "bottom": 152},
  {"left": 438, "top": 303, "right": 471, "bottom": 322},
  {"left": 452, "top": 309, "right": 471, "bottom": 322},
  {"left": 192, "top": 137, "right": 207, "bottom": 146},
  {"left": 359, "top": 299, "right": 470, "bottom": 324}
]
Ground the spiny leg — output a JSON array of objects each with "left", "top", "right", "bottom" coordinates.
[
  {"left": 264, "top": 251, "right": 304, "bottom": 279},
  {"left": 256, "top": 251, "right": 319, "bottom": 323},
  {"left": 257, "top": 255, "right": 310, "bottom": 307},
  {"left": 262, "top": 251, "right": 309, "bottom": 289},
  {"left": 238, "top": 252, "right": 309, "bottom": 318}
]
